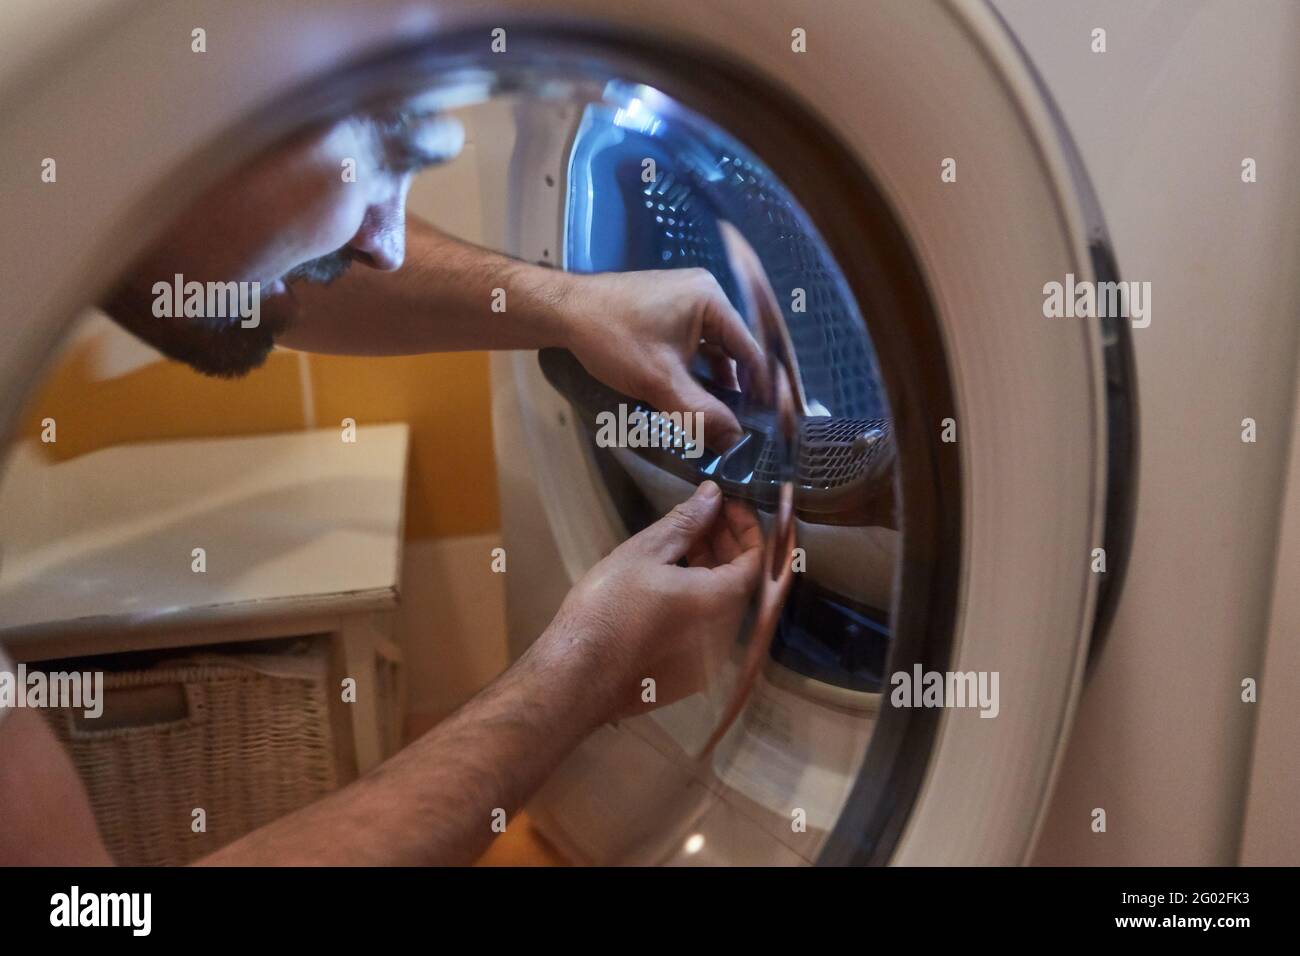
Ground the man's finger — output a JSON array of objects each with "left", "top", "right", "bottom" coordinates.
[
  {"left": 669, "top": 368, "right": 744, "bottom": 451},
  {"left": 631, "top": 481, "right": 724, "bottom": 564},
  {"left": 689, "top": 528, "right": 762, "bottom": 600},
  {"left": 723, "top": 498, "right": 763, "bottom": 554},
  {"left": 701, "top": 293, "right": 770, "bottom": 399},
  {"left": 686, "top": 535, "right": 717, "bottom": 569},
  {"left": 709, "top": 499, "right": 756, "bottom": 565},
  {"left": 699, "top": 343, "right": 739, "bottom": 391},
  {"left": 710, "top": 528, "right": 764, "bottom": 596}
]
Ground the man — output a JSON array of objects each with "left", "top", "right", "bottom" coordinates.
[{"left": 0, "top": 97, "right": 765, "bottom": 865}]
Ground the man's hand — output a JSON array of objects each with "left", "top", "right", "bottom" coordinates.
[
  {"left": 536, "top": 481, "right": 764, "bottom": 723},
  {"left": 561, "top": 269, "right": 767, "bottom": 451},
  {"left": 199, "top": 481, "right": 762, "bottom": 867}
]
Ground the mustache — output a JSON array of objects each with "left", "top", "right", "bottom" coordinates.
[{"left": 282, "top": 250, "right": 353, "bottom": 285}]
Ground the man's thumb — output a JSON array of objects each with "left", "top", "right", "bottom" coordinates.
[{"left": 637, "top": 481, "right": 723, "bottom": 563}]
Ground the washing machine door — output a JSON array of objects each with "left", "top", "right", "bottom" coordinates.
[{"left": 0, "top": 0, "right": 1133, "bottom": 865}]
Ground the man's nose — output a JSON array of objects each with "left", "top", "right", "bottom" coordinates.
[{"left": 346, "top": 192, "right": 406, "bottom": 271}]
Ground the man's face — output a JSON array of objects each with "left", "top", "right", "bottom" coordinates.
[{"left": 105, "top": 103, "right": 463, "bottom": 376}]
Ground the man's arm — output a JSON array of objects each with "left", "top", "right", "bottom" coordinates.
[
  {"left": 199, "top": 481, "right": 758, "bottom": 867},
  {"left": 198, "top": 631, "right": 606, "bottom": 867},
  {"left": 0, "top": 632, "right": 601, "bottom": 867},
  {"left": 278, "top": 219, "right": 764, "bottom": 448},
  {"left": 277, "top": 218, "right": 575, "bottom": 356},
  {"left": 0, "top": 708, "right": 112, "bottom": 865}
]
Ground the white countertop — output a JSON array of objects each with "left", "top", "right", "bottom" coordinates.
[{"left": 0, "top": 424, "right": 408, "bottom": 643}]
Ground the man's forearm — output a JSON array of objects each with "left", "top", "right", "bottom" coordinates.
[
  {"left": 277, "top": 217, "right": 580, "bottom": 356},
  {"left": 199, "top": 629, "right": 607, "bottom": 866}
]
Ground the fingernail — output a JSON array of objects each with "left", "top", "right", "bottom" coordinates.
[{"left": 699, "top": 480, "right": 720, "bottom": 498}]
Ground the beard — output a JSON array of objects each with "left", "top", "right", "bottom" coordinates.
[
  {"left": 282, "top": 250, "right": 353, "bottom": 285},
  {"left": 104, "top": 280, "right": 296, "bottom": 379},
  {"left": 102, "top": 249, "right": 352, "bottom": 379}
]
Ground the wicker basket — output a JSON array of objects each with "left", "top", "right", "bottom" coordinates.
[{"left": 42, "top": 640, "right": 340, "bottom": 866}]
